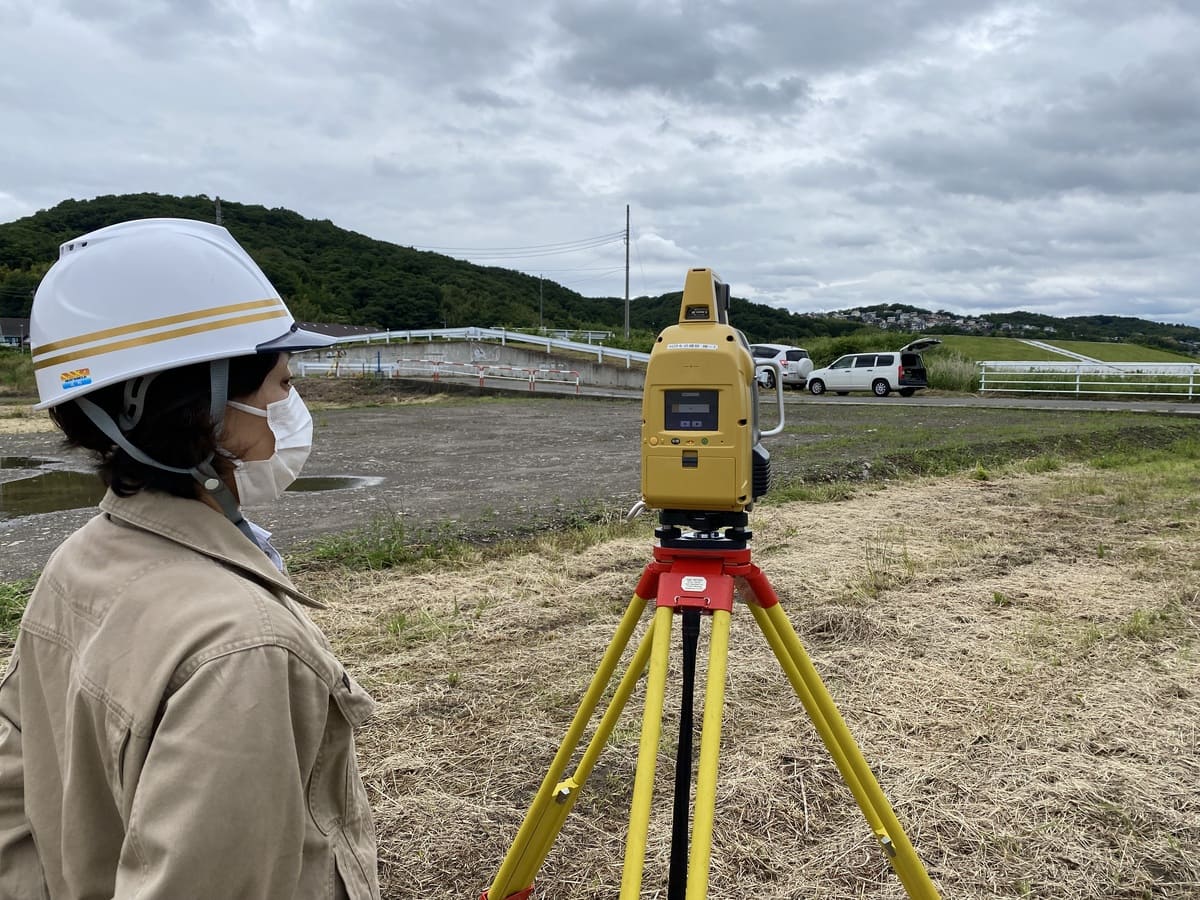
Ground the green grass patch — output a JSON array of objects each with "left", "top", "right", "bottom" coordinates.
[
  {"left": 1014, "top": 454, "right": 1064, "bottom": 474},
  {"left": 289, "top": 515, "right": 475, "bottom": 572},
  {"left": 931, "top": 336, "right": 1074, "bottom": 362},
  {"left": 1045, "top": 340, "right": 1193, "bottom": 363},
  {"left": 290, "top": 506, "right": 643, "bottom": 574},
  {"left": 927, "top": 352, "right": 980, "bottom": 392},
  {"left": 929, "top": 335, "right": 1193, "bottom": 364},
  {"left": 0, "top": 349, "right": 35, "bottom": 397},
  {"left": 0, "top": 579, "right": 34, "bottom": 646},
  {"left": 773, "top": 406, "right": 1198, "bottom": 488},
  {"left": 381, "top": 607, "right": 468, "bottom": 646},
  {"left": 1090, "top": 436, "right": 1200, "bottom": 470}
]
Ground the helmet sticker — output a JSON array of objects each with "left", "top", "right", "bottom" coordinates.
[{"left": 60, "top": 368, "right": 92, "bottom": 390}]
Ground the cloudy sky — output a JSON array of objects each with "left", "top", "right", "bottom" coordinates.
[{"left": 2, "top": 1, "right": 1199, "bottom": 324}]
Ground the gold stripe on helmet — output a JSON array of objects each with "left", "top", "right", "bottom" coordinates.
[
  {"left": 32, "top": 297, "right": 286, "bottom": 357},
  {"left": 33, "top": 309, "right": 291, "bottom": 371}
]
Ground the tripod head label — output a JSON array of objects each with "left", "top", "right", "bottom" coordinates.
[{"left": 680, "top": 576, "right": 708, "bottom": 592}]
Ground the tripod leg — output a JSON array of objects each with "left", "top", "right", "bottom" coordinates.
[
  {"left": 748, "top": 598, "right": 941, "bottom": 900},
  {"left": 686, "top": 607, "right": 731, "bottom": 900},
  {"left": 485, "top": 591, "right": 650, "bottom": 900},
  {"left": 620, "top": 604, "right": 675, "bottom": 900},
  {"left": 503, "top": 621, "right": 660, "bottom": 893}
]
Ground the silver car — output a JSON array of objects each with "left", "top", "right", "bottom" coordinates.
[{"left": 750, "top": 343, "right": 814, "bottom": 389}]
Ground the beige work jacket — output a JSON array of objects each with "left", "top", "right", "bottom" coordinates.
[{"left": 0, "top": 489, "right": 380, "bottom": 899}]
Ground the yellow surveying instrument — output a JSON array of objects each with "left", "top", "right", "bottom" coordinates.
[{"left": 482, "top": 269, "right": 941, "bottom": 900}]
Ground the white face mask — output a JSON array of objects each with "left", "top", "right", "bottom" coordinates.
[{"left": 224, "top": 388, "right": 313, "bottom": 505}]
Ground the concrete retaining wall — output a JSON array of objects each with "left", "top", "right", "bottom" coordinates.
[{"left": 300, "top": 340, "right": 646, "bottom": 390}]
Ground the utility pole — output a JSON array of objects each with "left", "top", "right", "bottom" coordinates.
[
  {"left": 214, "top": 196, "right": 223, "bottom": 226},
  {"left": 539, "top": 275, "right": 544, "bottom": 331},
  {"left": 624, "top": 204, "right": 630, "bottom": 341}
]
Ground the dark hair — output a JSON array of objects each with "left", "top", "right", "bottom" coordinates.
[{"left": 49, "top": 353, "right": 281, "bottom": 498}]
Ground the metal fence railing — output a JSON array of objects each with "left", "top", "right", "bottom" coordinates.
[
  {"left": 979, "top": 361, "right": 1200, "bottom": 399},
  {"left": 327, "top": 326, "right": 649, "bottom": 368},
  {"left": 295, "top": 359, "right": 582, "bottom": 394}
]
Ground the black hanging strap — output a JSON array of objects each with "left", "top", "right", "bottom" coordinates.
[{"left": 668, "top": 608, "right": 702, "bottom": 900}]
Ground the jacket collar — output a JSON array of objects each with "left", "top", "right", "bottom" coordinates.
[{"left": 98, "top": 489, "right": 325, "bottom": 609}]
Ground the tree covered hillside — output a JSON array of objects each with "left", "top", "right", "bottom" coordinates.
[{"left": 0, "top": 194, "right": 847, "bottom": 345}]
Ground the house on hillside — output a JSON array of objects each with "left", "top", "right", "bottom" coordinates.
[{"left": 0, "top": 317, "right": 30, "bottom": 348}]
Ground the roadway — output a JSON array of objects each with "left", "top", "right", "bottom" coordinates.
[{"left": 470, "top": 374, "right": 1200, "bottom": 417}]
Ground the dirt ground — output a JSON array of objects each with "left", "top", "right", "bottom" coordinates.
[{"left": 1, "top": 387, "right": 645, "bottom": 581}]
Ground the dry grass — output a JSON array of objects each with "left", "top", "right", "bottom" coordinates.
[
  {"left": 0, "top": 403, "right": 52, "bottom": 434},
  {"left": 296, "top": 464, "right": 1200, "bottom": 899}
]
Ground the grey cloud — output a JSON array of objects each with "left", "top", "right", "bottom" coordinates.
[
  {"left": 315, "top": 0, "right": 546, "bottom": 88},
  {"left": 729, "top": 0, "right": 1001, "bottom": 73},
  {"left": 631, "top": 177, "right": 749, "bottom": 211},
  {"left": 454, "top": 87, "right": 526, "bottom": 109},
  {"left": 820, "top": 231, "right": 881, "bottom": 249},
  {"left": 5, "top": 1, "right": 1200, "bottom": 325},
  {"left": 550, "top": 0, "right": 998, "bottom": 111},
  {"left": 1024, "top": 52, "right": 1200, "bottom": 155},
  {"left": 549, "top": 1, "right": 812, "bottom": 112},
  {"left": 876, "top": 129, "right": 1200, "bottom": 200},
  {"left": 788, "top": 160, "right": 883, "bottom": 191},
  {"left": 59, "top": 0, "right": 253, "bottom": 54},
  {"left": 870, "top": 43, "right": 1200, "bottom": 203}
]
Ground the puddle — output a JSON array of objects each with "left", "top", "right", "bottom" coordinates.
[
  {"left": 0, "top": 471, "right": 384, "bottom": 519},
  {"left": 0, "top": 457, "right": 54, "bottom": 470},
  {"left": 0, "top": 470, "right": 106, "bottom": 518},
  {"left": 288, "top": 475, "right": 385, "bottom": 492}
]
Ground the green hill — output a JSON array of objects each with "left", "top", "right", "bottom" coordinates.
[
  {"left": 1041, "top": 340, "right": 1192, "bottom": 363},
  {"left": 933, "top": 336, "right": 1073, "bottom": 362},
  {"left": 0, "top": 193, "right": 854, "bottom": 348}
]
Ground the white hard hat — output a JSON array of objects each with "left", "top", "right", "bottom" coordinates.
[{"left": 30, "top": 217, "right": 334, "bottom": 409}]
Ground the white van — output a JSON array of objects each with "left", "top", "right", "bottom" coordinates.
[{"left": 806, "top": 339, "right": 941, "bottom": 397}]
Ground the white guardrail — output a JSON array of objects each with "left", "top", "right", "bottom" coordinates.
[
  {"left": 296, "top": 357, "right": 583, "bottom": 394},
  {"left": 324, "top": 326, "right": 650, "bottom": 368},
  {"left": 979, "top": 361, "right": 1200, "bottom": 399}
]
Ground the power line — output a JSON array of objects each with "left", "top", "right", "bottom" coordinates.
[
  {"left": 412, "top": 230, "right": 624, "bottom": 255},
  {"left": 556, "top": 266, "right": 627, "bottom": 289},
  {"left": 444, "top": 236, "right": 626, "bottom": 262},
  {"left": 529, "top": 265, "right": 628, "bottom": 274},
  {"left": 632, "top": 236, "right": 649, "bottom": 298}
]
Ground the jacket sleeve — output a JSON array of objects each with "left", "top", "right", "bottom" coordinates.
[
  {"left": 115, "top": 644, "right": 330, "bottom": 899},
  {"left": 0, "top": 653, "right": 49, "bottom": 900}
]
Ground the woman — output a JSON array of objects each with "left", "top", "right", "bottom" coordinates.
[{"left": 0, "top": 218, "right": 379, "bottom": 898}]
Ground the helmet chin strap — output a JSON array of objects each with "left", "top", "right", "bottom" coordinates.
[{"left": 75, "top": 359, "right": 257, "bottom": 545}]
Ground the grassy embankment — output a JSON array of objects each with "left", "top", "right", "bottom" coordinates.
[{"left": 929, "top": 336, "right": 1197, "bottom": 396}]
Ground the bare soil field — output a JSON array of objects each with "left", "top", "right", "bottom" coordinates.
[
  {"left": 4, "top": 379, "right": 1197, "bottom": 581},
  {"left": 1, "top": 385, "right": 643, "bottom": 580}
]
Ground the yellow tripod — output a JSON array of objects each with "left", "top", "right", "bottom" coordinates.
[{"left": 482, "top": 524, "right": 942, "bottom": 900}]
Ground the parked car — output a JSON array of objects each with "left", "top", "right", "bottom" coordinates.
[
  {"left": 806, "top": 338, "right": 941, "bottom": 397},
  {"left": 750, "top": 343, "right": 814, "bottom": 389}
]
